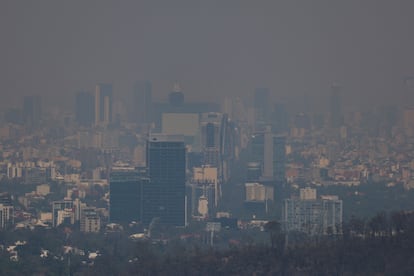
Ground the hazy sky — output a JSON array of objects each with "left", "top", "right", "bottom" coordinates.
[{"left": 1, "top": 1, "right": 414, "bottom": 111}]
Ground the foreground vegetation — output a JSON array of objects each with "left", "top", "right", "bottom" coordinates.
[{"left": 1, "top": 211, "right": 414, "bottom": 275}]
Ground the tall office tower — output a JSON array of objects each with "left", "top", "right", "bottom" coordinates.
[
  {"left": 254, "top": 88, "right": 271, "bottom": 129},
  {"left": 132, "top": 80, "right": 152, "bottom": 125},
  {"left": 145, "top": 134, "right": 186, "bottom": 226},
  {"left": 273, "top": 135, "right": 286, "bottom": 184},
  {"left": 95, "top": 83, "right": 113, "bottom": 126},
  {"left": 75, "top": 91, "right": 95, "bottom": 127},
  {"left": 330, "top": 84, "right": 342, "bottom": 128},
  {"left": 200, "top": 112, "right": 223, "bottom": 167},
  {"left": 109, "top": 168, "right": 148, "bottom": 224},
  {"left": 249, "top": 129, "right": 286, "bottom": 183},
  {"left": 23, "top": 95, "right": 42, "bottom": 127},
  {"left": 272, "top": 102, "right": 289, "bottom": 134}
]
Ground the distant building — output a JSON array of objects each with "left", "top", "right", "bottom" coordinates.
[
  {"left": 329, "top": 84, "right": 342, "bottom": 128},
  {"left": 403, "top": 107, "right": 414, "bottom": 135},
  {"left": 80, "top": 207, "right": 101, "bottom": 233},
  {"left": 0, "top": 194, "right": 14, "bottom": 229},
  {"left": 199, "top": 112, "right": 236, "bottom": 183},
  {"left": 109, "top": 168, "right": 148, "bottom": 224},
  {"left": 299, "top": 187, "right": 317, "bottom": 200},
  {"left": 166, "top": 82, "right": 183, "bottom": 104},
  {"left": 243, "top": 182, "right": 274, "bottom": 215},
  {"left": 249, "top": 129, "right": 286, "bottom": 184},
  {"left": 131, "top": 80, "right": 152, "bottom": 125},
  {"left": 144, "top": 134, "right": 186, "bottom": 226},
  {"left": 244, "top": 182, "right": 273, "bottom": 202},
  {"left": 271, "top": 103, "right": 289, "bottom": 134},
  {"left": 0, "top": 204, "right": 14, "bottom": 229},
  {"left": 23, "top": 95, "right": 41, "bottom": 127},
  {"left": 283, "top": 188, "right": 343, "bottom": 235},
  {"left": 200, "top": 112, "right": 223, "bottom": 167},
  {"left": 75, "top": 91, "right": 95, "bottom": 127},
  {"left": 273, "top": 135, "right": 287, "bottom": 184},
  {"left": 254, "top": 88, "right": 271, "bottom": 130},
  {"left": 189, "top": 166, "right": 219, "bottom": 218},
  {"left": 161, "top": 112, "right": 200, "bottom": 147},
  {"left": 7, "top": 161, "right": 56, "bottom": 184},
  {"left": 95, "top": 83, "right": 113, "bottom": 126},
  {"left": 52, "top": 200, "right": 74, "bottom": 227},
  {"left": 152, "top": 83, "right": 220, "bottom": 132}
]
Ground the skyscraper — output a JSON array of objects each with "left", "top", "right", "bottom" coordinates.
[
  {"left": 23, "top": 95, "right": 41, "bottom": 127},
  {"left": 330, "top": 84, "right": 342, "bottom": 128},
  {"left": 249, "top": 129, "right": 286, "bottom": 184},
  {"left": 254, "top": 88, "right": 271, "bottom": 129},
  {"left": 144, "top": 134, "right": 186, "bottom": 226},
  {"left": 200, "top": 112, "right": 223, "bottom": 167},
  {"left": 273, "top": 135, "right": 286, "bottom": 184},
  {"left": 132, "top": 80, "right": 152, "bottom": 125},
  {"left": 95, "top": 83, "right": 113, "bottom": 126},
  {"left": 75, "top": 91, "right": 94, "bottom": 127},
  {"left": 0, "top": 193, "right": 14, "bottom": 229},
  {"left": 109, "top": 168, "right": 147, "bottom": 224},
  {"left": 271, "top": 102, "right": 289, "bottom": 134}
]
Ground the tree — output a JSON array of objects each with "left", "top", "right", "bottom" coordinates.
[{"left": 264, "top": 221, "right": 283, "bottom": 250}]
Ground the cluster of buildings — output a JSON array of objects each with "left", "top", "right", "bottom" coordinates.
[
  {"left": 2, "top": 81, "right": 414, "bottom": 239},
  {"left": 283, "top": 187, "right": 343, "bottom": 235}
]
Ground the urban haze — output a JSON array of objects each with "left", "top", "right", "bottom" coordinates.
[{"left": 1, "top": 1, "right": 414, "bottom": 275}]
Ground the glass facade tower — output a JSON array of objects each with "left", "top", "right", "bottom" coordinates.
[{"left": 145, "top": 134, "right": 186, "bottom": 226}]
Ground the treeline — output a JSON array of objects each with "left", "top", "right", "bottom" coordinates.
[
  {"left": 82, "top": 210, "right": 414, "bottom": 275},
  {"left": 2, "top": 211, "right": 414, "bottom": 275}
]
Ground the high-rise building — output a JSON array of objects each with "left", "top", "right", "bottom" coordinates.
[
  {"left": 0, "top": 193, "right": 14, "bottom": 229},
  {"left": 249, "top": 129, "right": 286, "bottom": 184},
  {"left": 23, "top": 95, "right": 41, "bottom": 127},
  {"left": 109, "top": 168, "right": 148, "bottom": 224},
  {"left": 132, "top": 80, "right": 152, "bottom": 125},
  {"left": 330, "top": 84, "right": 342, "bottom": 128},
  {"left": 272, "top": 102, "right": 289, "bottom": 134},
  {"left": 200, "top": 112, "right": 223, "bottom": 167},
  {"left": 273, "top": 135, "right": 286, "bottom": 184},
  {"left": 95, "top": 83, "right": 113, "bottom": 126},
  {"left": 145, "top": 134, "right": 186, "bottom": 226},
  {"left": 75, "top": 91, "right": 95, "bottom": 127},
  {"left": 254, "top": 88, "right": 271, "bottom": 129}
]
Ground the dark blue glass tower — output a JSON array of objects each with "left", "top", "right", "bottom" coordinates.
[
  {"left": 144, "top": 134, "right": 186, "bottom": 226},
  {"left": 109, "top": 169, "right": 148, "bottom": 224},
  {"left": 75, "top": 91, "right": 94, "bottom": 127}
]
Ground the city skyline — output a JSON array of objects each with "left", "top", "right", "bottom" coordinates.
[
  {"left": 1, "top": 1, "right": 414, "bottom": 111},
  {"left": 2, "top": 2, "right": 414, "bottom": 273}
]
